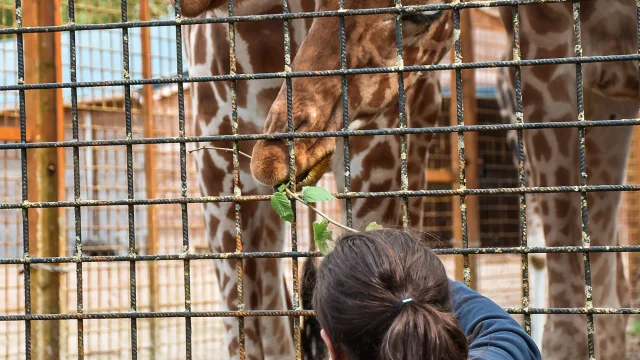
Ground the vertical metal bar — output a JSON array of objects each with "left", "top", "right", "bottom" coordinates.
[
  {"left": 459, "top": 9, "right": 479, "bottom": 290},
  {"left": 338, "top": 0, "right": 353, "bottom": 229},
  {"left": 171, "top": 0, "right": 192, "bottom": 357},
  {"left": 14, "top": 0, "right": 31, "bottom": 357},
  {"left": 66, "top": 0, "right": 85, "bottom": 357},
  {"left": 225, "top": 1, "right": 246, "bottom": 359},
  {"left": 393, "top": 0, "right": 409, "bottom": 229},
  {"left": 23, "top": 0, "right": 63, "bottom": 357},
  {"left": 511, "top": 3, "right": 532, "bottom": 336},
  {"left": 450, "top": 9, "right": 479, "bottom": 288},
  {"left": 632, "top": 0, "right": 640, "bottom": 314},
  {"left": 139, "top": 1, "right": 159, "bottom": 357},
  {"left": 120, "top": 0, "right": 138, "bottom": 357},
  {"left": 572, "top": 2, "right": 596, "bottom": 357},
  {"left": 449, "top": 65, "right": 464, "bottom": 283},
  {"left": 280, "top": 1, "right": 301, "bottom": 358}
]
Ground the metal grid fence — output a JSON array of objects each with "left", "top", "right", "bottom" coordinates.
[{"left": 0, "top": 0, "right": 639, "bottom": 359}]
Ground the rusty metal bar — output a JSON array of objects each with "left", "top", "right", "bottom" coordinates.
[
  {"left": 0, "top": 243, "right": 637, "bottom": 265},
  {"left": 3, "top": 182, "right": 640, "bottom": 210},
  {"left": 509, "top": 2, "right": 533, "bottom": 336},
  {"left": 0, "top": 51, "right": 639, "bottom": 90},
  {"left": 338, "top": 0, "right": 353, "bottom": 229},
  {"left": 632, "top": 127, "right": 640, "bottom": 308},
  {"left": 119, "top": 0, "right": 139, "bottom": 357},
  {"left": 169, "top": 0, "right": 193, "bottom": 357},
  {"left": 571, "top": 2, "right": 596, "bottom": 356},
  {"left": 0, "top": 0, "right": 604, "bottom": 35},
  {"left": 280, "top": 0, "right": 303, "bottom": 358},
  {"left": 224, "top": 1, "right": 247, "bottom": 359},
  {"left": 65, "top": 0, "right": 87, "bottom": 357},
  {"left": 393, "top": 0, "right": 410, "bottom": 228},
  {"left": 22, "top": 0, "right": 63, "bottom": 357},
  {"left": 139, "top": 1, "right": 159, "bottom": 358},
  {"left": 450, "top": 7, "right": 478, "bottom": 289},
  {"left": 3, "top": 118, "right": 640, "bottom": 152},
  {"left": 0, "top": 305, "right": 638, "bottom": 322}
]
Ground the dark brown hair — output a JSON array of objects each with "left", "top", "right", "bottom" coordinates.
[{"left": 312, "top": 229, "right": 469, "bottom": 360}]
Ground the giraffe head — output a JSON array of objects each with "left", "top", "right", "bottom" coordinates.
[{"left": 250, "top": 1, "right": 453, "bottom": 188}]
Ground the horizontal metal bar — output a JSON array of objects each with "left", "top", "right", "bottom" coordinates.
[
  {"left": 1, "top": 245, "right": 639, "bottom": 266},
  {"left": 0, "top": 310, "right": 314, "bottom": 321},
  {"left": 1, "top": 54, "right": 639, "bottom": 92},
  {"left": 0, "top": 0, "right": 580, "bottom": 35},
  {"left": 0, "top": 306, "right": 638, "bottom": 322},
  {"left": 1, "top": 184, "right": 640, "bottom": 210},
  {"left": 0, "top": 118, "right": 639, "bottom": 151}
]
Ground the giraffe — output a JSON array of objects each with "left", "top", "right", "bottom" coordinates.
[
  {"left": 177, "top": 0, "right": 448, "bottom": 358},
  {"left": 493, "top": 1, "right": 637, "bottom": 359},
  {"left": 178, "top": 1, "right": 315, "bottom": 359}
]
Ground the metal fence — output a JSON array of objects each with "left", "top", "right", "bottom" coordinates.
[{"left": 0, "top": 0, "right": 639, "bottom": 359}]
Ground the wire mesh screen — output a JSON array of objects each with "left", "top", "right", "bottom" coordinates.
[{"left": 0, "top": 0, "right": 639, "bottom": 359}]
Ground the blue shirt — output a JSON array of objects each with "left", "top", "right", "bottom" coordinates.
[{"left": 449, "top": 280, "right": 542, "bottom": 360}]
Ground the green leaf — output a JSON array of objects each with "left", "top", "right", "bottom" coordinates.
[
  {"left": 271, "top": 192, "right": 294, "bottom": 222},
  {"left": 313, "top": 219, "right": 333, "bottom": 254},
  {"left": 365, "top": 222, "right": 383, "bottom": 231},
  {"left": 302, "top": 186, "right": 335, "bottom": 203}
]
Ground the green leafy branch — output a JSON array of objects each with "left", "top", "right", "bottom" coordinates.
[
  {"left": 191, "top": 146, "right": 383, "bottom": 254},
  {"left": 271, "top": 184, "right": 383, "bottom": 254}
]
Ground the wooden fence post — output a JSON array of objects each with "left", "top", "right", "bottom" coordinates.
[
  {"left": 23, "top": 0, "right": 64, "bottom": 357},
  {"left": 140, "top": 1, "right": 159, "bottom": 358}
]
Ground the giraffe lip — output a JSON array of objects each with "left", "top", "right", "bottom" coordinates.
[
  {"left": 273, "top": 153, "right": 333, "bottom": 190},
  {"left": 297, "top": 153, "right": 333, "bottom": 187}
]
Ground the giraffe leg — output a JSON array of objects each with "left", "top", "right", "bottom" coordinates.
[
  {"left": 579, "top": 91, "right": 635, "bottom": 359},
  {"left": 196, "top": 148, "right": 294, "bottom": 360},
  {"left": 496, "top": 53, "right": 548, "bottom": 348},
  {"left": 523, "top": 78, "right": 636, "bottom": 360}
]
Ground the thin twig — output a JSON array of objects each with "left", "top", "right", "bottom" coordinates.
[
  {"left": 188, "top": 146, "right": 253, "bottom": 160},
  {"left": 285, "top": 188, "right": 358, "bottom": 233},
  {"left": 18, "top": 263, "right": 70, "bottom": 274}
]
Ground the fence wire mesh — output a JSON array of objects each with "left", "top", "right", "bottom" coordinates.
[{"left": 0, "top": 0, "right": 639, "bottom": 359}]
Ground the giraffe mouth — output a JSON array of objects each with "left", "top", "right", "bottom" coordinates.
[
  {"left": 274, "top": 153, "right": 333, "bottom": 191},
  {"left": 297, "top": 153, "right": 333, "bottom": 187}
]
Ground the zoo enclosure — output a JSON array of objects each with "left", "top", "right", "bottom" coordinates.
[{"left": 0, "top": 0, "right": 639, "bottom": 359}]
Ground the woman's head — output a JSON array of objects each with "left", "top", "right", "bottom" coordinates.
[{"left": 312, "top": 229, "right": 469, "bottom": 360}]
